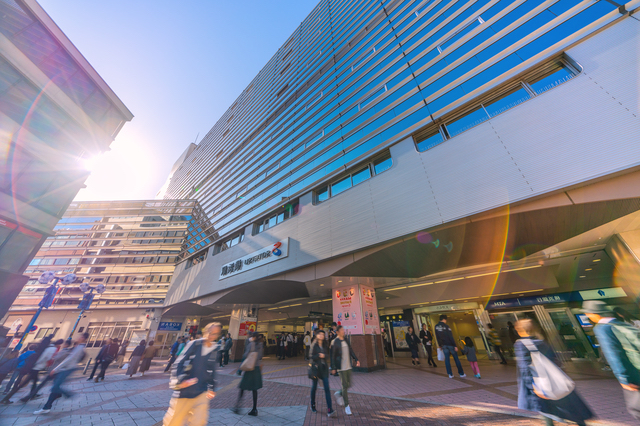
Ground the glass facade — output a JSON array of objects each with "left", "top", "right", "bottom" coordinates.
[{"left": 163, "top": 0, "right": 617, "bottom": 253}]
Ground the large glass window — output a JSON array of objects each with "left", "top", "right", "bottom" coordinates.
[
  {"left": 254, "top": 200, "right": 300, "bottom": 234},
  {"left": 331, "top": 176, "right": 352, "bottom": 196},
  {"left": 483, "top": 86, "right": 530, "bottom": 117},
  {"left": 445, "top": 107, "right": 489, "bottom": 137},
  {"left": 529, "top": 65, "right": 574, "bottom": 95},
  {"left": 352, "top": 166, "right": 372, "bottom": 186}
]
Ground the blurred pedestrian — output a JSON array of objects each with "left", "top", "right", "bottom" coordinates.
[
  {"left": 405, "top": 326, "right": 421, "bottom": 366},
  {"left": 163, "top": 322, "right": 221, "bottom": 426},
  {"left": 309, "top": 330, "right": 336, "bottom": 418},
  {"left": 462, "top": 337, "right": 480, "bottom": 379},
  {"left": 126, "top": 340, "right": 146, "bottom": 378},
  {"left": 277, "top": 332, "right": 286, "bottom": 360},
  {"left": 2, "top": 336, "right": 56, "bottom": 403},
  {"left": 117, "top": 340, "right": 129, "bottom": 368},
  {"left": 96, "top": 338, "right": 119, "bottom": 382},
  {"left": 223, "top": 333, "right": 233, "bottom": 366},
  {"left": 303, "top": 331, "right": 311, "bottom": 360},
  {"left": 232, "top": 332, "right": 263, "bottom": 416},
  {"left": 583, "top": 301, "right": 640, "bottom": 420},
  {"left": 420, "top": 323, "right": 437, "bottom": 367},
  {"left": 331, "top": 326, "right": 359, "bottom": 415},
  {"left": 88, "top": 338, "right": 112, "bottom": 381},
  {"left": 435, "top": 315, "right": 466, "bottom": 378},
  {"left": 165, "top": 338, "right": 182, "bottom": 372},
  {"left": 487, "top": 324, "right": 507, "bottom": 364},
  {"left": 0, "top": 352, "right": 19, "bottom": 390},
  {"left": 514, "top": 319, "right": 592, "bottom": 426},
  {"left": 33, "top": 332, "right": 89, "bottom": 415},
  {"left": 140, "top": 340, "right": 157, "bottom": 376},
  {"left": 2, "top": 344, "right": 35, "bottom": 395},
  {"left": 21, "top": 339, "right": 70, "bottom": 402}
]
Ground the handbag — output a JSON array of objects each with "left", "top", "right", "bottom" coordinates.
[
  {"left": 308, "top": 362, "right": 318, "bottom": 380},
  {"left": 521, "top": 339, "right": 574, "bottom": 400},
  {"left": 437, "top": 347, "right": 444, "bottom": 361},
  {"left": 240, "top": 351, "right": 258, "bottom": 371}
]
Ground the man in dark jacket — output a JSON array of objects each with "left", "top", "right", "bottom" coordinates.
[
  {"left": 96, "top": 338, "right": 119, "bottom": 382},
  {"left": 165, "top": 338, "right": 181, "bottom": 372},
  {"left": 583, "top": 301, "right": 640, "bottom": 420},
  {"left": 164, "top": 322, "right": 221, "bottom": 426},
  {"left": 435, "top": 315, "right": 465, "bottom": 378},
  {"left": 419, "top": 323, "right": 437, "bottom": 367},
  {"left": 88, "top": 338, "right": 116, "bottom": 381},
  {"left": 330, "top": 326, "right": 360, "bottom": 416},
  {"left": 223, "top": 333, "right": 233, "bottom": 366}
]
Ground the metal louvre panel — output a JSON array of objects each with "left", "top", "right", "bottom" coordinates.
[
  {"left": 421, "top": 118, "right": 533, "bottom": 223},
  {"left": 328, "top": 179, "right": 377, "bottom": 255}
]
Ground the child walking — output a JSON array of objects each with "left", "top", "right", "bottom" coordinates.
[{"left": 462, "top": 337, "right": 480, "bottom": 378}]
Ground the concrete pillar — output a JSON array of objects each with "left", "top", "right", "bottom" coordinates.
[
  {"left": 227, "top": 305, "right": 258, "bottom": 362},
  {"left": 333, "top": 284, "right": 385, "bottom": 372}
]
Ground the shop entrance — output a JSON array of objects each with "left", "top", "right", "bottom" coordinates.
[{"left": 417, "top": 311, "right": 488, "bottom": 357}]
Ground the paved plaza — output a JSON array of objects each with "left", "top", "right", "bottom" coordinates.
[{"left": 0, "top": 355, "right": 634, "bottom": 426}]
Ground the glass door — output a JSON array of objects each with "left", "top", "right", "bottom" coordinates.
[{"left": 547, "top": 308, "right": 595, "bottom": 360}]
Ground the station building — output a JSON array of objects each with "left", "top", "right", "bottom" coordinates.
[
  {"left": 159, "top": 0, "right": 640, "bottom": 368},
  {"left": 0, "top": 0, "right": 133, "bottom": 320},
  {"left": 3, "top": 200, "right": 212, "bottom": 358}
]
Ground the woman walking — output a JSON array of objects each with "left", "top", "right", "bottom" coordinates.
[
  {"left": 309, "top": 330, "right": 336, "bottom": 418},
  {"left": 232, "top": 332, "right": 263, "bottom": 416},
  {"left": 140, "top": 340, "right": 157, "bottom": 376},
  {"left": 126, "top": 340, "right": 146, "bottom": 378},
  {"left": 462, "top": 337, "right": 480, "bottom": 378},
  {"left": 405, "top": 326, "right": 421, "bottom": 365},
  {"left": 514, "top": 319, "right": 593, "bottom": 426}
]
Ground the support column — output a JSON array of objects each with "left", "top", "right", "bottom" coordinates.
[
  {"left": 227, "top": 305, "right": 258, "bottom": 362},
  {"left": 333, "top": 284, "right": 385, "bottom": 372}
]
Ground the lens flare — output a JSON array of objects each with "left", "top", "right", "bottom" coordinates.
[{"left": 416, "top": 231, "right": 432, "bottom": 244}]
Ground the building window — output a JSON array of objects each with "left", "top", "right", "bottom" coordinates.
[
  {"left": 314, "top": 152, "right": 393, "bottom": 203},
  {"left": 415, "top": 58, "right": 580, "bottom": 152},
  {"left": 254, "top": 200, "right": 300, "bottom": 234},
  {"left": 186, "top": 249, "right": 208, "bottom": 269},
  {"left": 85, "top": 321, "right": 143, "bottom": 348},
  {"left": 215, "top": 230, "right": 245, "bottom": 253}
]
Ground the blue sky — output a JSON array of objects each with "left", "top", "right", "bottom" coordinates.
[{"left": 39, "top": 0, "right": 318, "bottom": 201}]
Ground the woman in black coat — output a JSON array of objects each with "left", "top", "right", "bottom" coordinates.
[
  {"left": 514, "top": 319, "right": 593, "bottom": 426},
  {"left": 309, "top": 330, "right": 336, "bottom": 417},
  {"left": 405, "top": 326, "right": 421, "bottom": 365},
  {"left": 233, "top": 332, "right": 263, "bottom": 416}
]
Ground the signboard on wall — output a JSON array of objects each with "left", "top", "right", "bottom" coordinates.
[
  {"left": 219, "top": 239, "right": 289, "bottom": 279},
  {"left": 361, "top": 285, "right": 380, "bottom": 334},
  {"left": 485, "top": 287, "right": 627, "bottom": 310},
  {"left": 158, "top": 322, "right": 183, "bottom": 332},
  {"left": 392, "top": 320, "right": 410, "bottom": 349},
  {"left": 239, "top": 318, "right": 257, "bottom": 337},
  {"left": 333, "top": 285, "right": 363, "bottom": 334}
]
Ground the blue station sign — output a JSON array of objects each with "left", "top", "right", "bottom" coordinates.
[
  {"left": 158, "top": 322, "right": 183, "bottom": 332},
  {"left": 485, "top": 287, "right": 626, "bottom": 310}
]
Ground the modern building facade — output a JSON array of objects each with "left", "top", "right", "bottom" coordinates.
[
  {"left": 3, "top": 200, "right": 211, "bottom": 357},
  {"left": 161, "top": 0, "right": 640, "bottom": 367},
  {"left": 0, "top": 0, "right": 133, "bottom": 319}
]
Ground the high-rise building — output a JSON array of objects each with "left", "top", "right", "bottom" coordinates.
[
  {"left": 3, "top": 199, "right": 212, "bottom": 356},
  {"left": 162, "top": 0, "right": 640, "bottom": 367},
  {"left": 0, "top": 0, "right": 133, "bottom": 319}
]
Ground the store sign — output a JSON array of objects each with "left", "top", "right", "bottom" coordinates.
[
  {"left": 414, "top": 302, "right": 479, "bottom": 314},
  {"left": 0, "top": 218, "right": 17, "bottom": 230},
  {"left": 485, "top": 287, "right": 627, "bottom": 309},
  {"left": 219, "top": 238, "right": 289, "bottom": 280},
  {"left": 392, "top": 320, "right": 410, "bottom": 349},
  {"left": 158, "top": 322, "right": 183, "bottom": 332}
]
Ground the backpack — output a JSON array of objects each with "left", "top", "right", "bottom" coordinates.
[
  {"left": 521, "top": 339, "right": 574, "bottom": 400},
  {"left": 611, "top": 321, "right": 640, "bottom": 372}
]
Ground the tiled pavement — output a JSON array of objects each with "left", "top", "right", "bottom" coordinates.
[{"left": 0, "top": 355, "right": 633, "bottom": 425}]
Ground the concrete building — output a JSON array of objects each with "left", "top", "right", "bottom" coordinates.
[
  {"left": 3, "top": 199, "right": 212, "bottom": 357},
  {"left": 0, "top": 0, "right": 133, "bottom": 320},
  {"left": 160, "top": 0, "right": 640, "bottom": 367}
]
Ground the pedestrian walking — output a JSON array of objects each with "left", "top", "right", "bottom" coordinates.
[
  {"left": 435, "top": 314, "right": 466, "bottom": 378},
  {"left": 303, "top": 331, "right": 311, "bottom": 360},
  {"left": 163, "top": 322, "right": 221, "bottom": 426},
  {"left": 21, "top": 339, "right": 71, "bottom": 402},
  {"left": 232, "top": 332, "right": 263, "bottom": 416},
  {"left": 96, "top": 338, "right": 119, "bottom": 382},
  {"left": 405, "top": 326, "right": 421, "bottom": 366},
  {"left": 487, "top": 323, "right": 507, "bottom": 364},
  {"left": 223, "top": 333, "right": 233, "bottom": 366},
  {"left": 382, "top": 328, "right": 392, "bottom": 357},
  {"left": 419, "top": 323, "right": 437, "bottom": 367},
  {"left": 309, "top": 330, "right": 336, "bottom": 418},
  {"left": 1, "top": 336, "right": 57, "bottom": 404},
  {"left": 165, "top": 338, "right": 182, "bottom": 372},
  {"left": 582, "top": 300, "right": 640, "bottom": 420},
  {"left": 331, "top": 325, "right": 360, "bottom": 416},
  {"left": 0, "top": 352, "right": 19, "bottom": 391},
  {"left": 277, "top": 332, "right": 286, "bottom": 360},
  {"left": 462, "top": 337, "right": 480, "bottom": 378},
  {"left": 140, "top": 340, "right": 157, "bottom": 376},
  {"left": 508, "top": 321, "right": 520, "bottom": 356},
  {"left": 286, "top": 333, "right": 294, "bottom": 358},
  {"left": 514, "top": 319, "right": 593, "bottom": 425},
  {"left": 88, "top": 338, "right": 112, "bottom": 381},
  {"left": 33, "top": 332, "right": 89, "bottom": 415},
  {"left": 2, "top": 344, "right": 35, "bottom": 395},
  {"left": 126, "top": 340, "right": 146, "bottom": 377},
  {"left": 116, "top": 340, "right": 129, "bottom": 368}
]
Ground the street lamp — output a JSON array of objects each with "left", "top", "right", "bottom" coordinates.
[
  {"left": 13, "top": 271, "right": 77, "bottom": 351},
  {"left": 68, "top": 282, "right": 105, "bottom": 338}
]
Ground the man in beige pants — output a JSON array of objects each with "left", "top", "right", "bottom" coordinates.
[{"left": 163, "top": 322, "right": 222, "bottom": 426}]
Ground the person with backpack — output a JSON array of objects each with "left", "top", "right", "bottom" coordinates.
[
  {"left": 163, "top": 322, "right": 221, "bottom": 426},
  {"left": 462, "top": 337, "right": 480, "bottom": 379},
  {"left": 232, "top": 332, "right": 263, "bottom": 416},
  {"left": 582, "top": 300, "right": 640, "bottom": 420},
  {"left": 419, "top": 323, "right": 436, "bottom": 367},
  {"left": 34, "top": 332, "right": 89, "bottom": 415},
  {"left": 309, "top": 330, "right": 336, "bottom": 418},
  {"left": 514, "top": 319, "right": 592, "bottom": 425}
]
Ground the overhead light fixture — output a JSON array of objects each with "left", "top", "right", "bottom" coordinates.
[
  {"left": 435, "top": 277, "right": 464, "bottom": 284},
  {"left": 410, "top": 302, "right": 427, "bottom": 306},
  {"left": 267, "top": 307, "right": 280, "bottom": 310},
  {"left": 506, "top": 265, "right": 543, "bottom": 272},
  {"left": 465, "top": 272, "right": 499, "bottom": 279},
  {"left": 338, "top": 280, "right": 342, "bottom": 283},
  {"left": 482, "top": 293, "right": 509, "bottom": 297},
  {"left": 593, "top": 259, "right": 601, "bottom": 262},
  {"left": 289, "top": 303, "right": 302, "bottom": 307},
  {"left": 321, "top": 298, "right": 332, "bottom": 302},
  {"left": 514, "top": 289, "right": 543, "bottom": 294},
  {"left": 408, "top": 282, "right": 433, "bottom": 288},
  {"left": 320, "top": 284, "right": 324, "bottom": 286},
  {"left": 585, "top": 268, "right": 592, "bottom": 271},
  {"left": 431, "top": 299, "right": 453, "bottom": 303},
  {"left": 579, "top": 275, "right": 586, "bottom": 278},
  {"left": 384, "top": 286, "right": 407, "bottom": 291},
  {"left": 308, "top": 300, "right": 323, "bottom": 304}
]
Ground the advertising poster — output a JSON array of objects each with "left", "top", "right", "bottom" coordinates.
[
  {"left": 360, "top": 285, "right": 380, "bottom": 334},
  {"left": 392, "top": 320, "right": 410, "bottom": 349},
  {"left": 239, "top": 318, "right": 257, "bottom": 337},
  {"left": 332, "top": 285, "right": 363, "bottom": 334}
]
